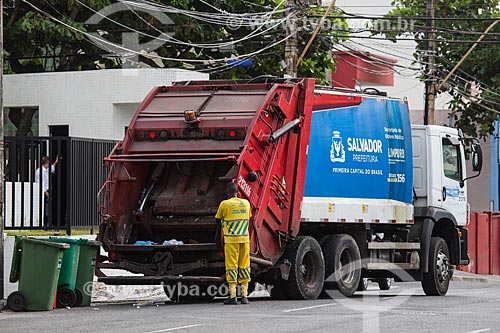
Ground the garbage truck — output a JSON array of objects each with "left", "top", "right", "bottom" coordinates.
[{"left": 96, "top": 78, "right": 482, "bottom": 299}]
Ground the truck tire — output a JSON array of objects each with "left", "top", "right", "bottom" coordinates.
[
  {"left": 323, "top": 234, "right": 361, "bottom": 297},
  {"left": 421, "top": 237, "right": 452, "bottom": 296},
  {"left": 284, "top": 236, "right": 325, "bottom": 300}
]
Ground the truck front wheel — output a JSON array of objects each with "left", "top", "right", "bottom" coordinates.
[
  {"left": 284, "top": 236, "right": 325, "bottom": 300},
  {"left": 322, "top": 234, "right": 361, "bottom": 297},
  {"left": 421, "top": 237, "right": 452, "bottom": 296}
]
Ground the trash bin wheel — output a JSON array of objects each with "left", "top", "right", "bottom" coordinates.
[
  {"left": 74, "top": 288, "right": 83, "bottom": 307},
  {"left": 7, "top": 291, "right": 28, "bottom": 312},
  {"left": 57, "top": 288, "right": 77, "bottom": 308}
]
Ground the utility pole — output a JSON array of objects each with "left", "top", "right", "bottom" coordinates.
[
  {"left": 294, "top": 0, "right": 336, "bottom": 75},
  {"left": 424, "top": 0, "right": 436, "bottom": 125},
  {"left": 284, "top": 0, "right": 298, "bottom": 78},
  {"left": 0, "top": 0, "right": 4, "bottom": 301}
]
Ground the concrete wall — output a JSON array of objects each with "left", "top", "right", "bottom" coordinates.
[{"left": 3, "top": 69, "right": 209, "bottom": 140}]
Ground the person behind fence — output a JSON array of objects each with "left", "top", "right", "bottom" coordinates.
[
  {"left": 34, "top": 155, "right": 59, "bottom": 224},
  {"left": 215, "top": 182, "right": 252, "bottom": 305}
]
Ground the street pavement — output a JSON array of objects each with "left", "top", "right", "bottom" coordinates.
[{"left": 1, "top": 276, "right": 500, "bottom": 333}]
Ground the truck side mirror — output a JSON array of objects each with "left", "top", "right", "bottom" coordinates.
[
  {"left": 471, "top": 143, "right": 482, "bottom": 172},
  {"left": 461, "top": 143, "right": 482, "bottom": 187}
]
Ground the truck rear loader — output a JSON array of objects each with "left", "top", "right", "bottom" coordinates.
[{"left": 96, "top": 78, "right": 482, "bottom": 299}]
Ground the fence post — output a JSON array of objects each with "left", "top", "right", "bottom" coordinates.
[{"left": 66, "top": 137, "right": 72, "bottom": 236}]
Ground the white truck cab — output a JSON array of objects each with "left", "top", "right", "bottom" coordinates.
[
  {"left": 411, "top": 124, "right": 482, "bottom": 295},
  {"left": 412, "top": 125, "right": 468, "bottom": 226}
]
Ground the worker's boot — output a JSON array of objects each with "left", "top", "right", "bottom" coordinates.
[
  {"left": 223, "top": 297, "right": 238, "bottom": 305},
  {"left": 224, "top": 282, "right": 238, "bottom": 305},
  {"left": 240, "top": 282, "right": 249, "bottom": 304}
]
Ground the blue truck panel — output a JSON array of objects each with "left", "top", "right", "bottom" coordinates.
[{"left": 304, "top": 97, "right": 413, "bottom": 204}]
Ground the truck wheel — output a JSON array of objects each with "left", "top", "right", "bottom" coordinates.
[
  {"left": 323, "top": 234, "right": 361, "bottom": 297},
  {"left": 284, "top": 236, "right": 325, "bottom": 300},
  {"left": 422, "top": 237, "right": 452, "bottom": 296},
  {"left": 376, "top": 278, "right": 391, "bottom": 291}
]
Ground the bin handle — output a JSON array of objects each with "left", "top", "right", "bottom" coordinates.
[{"left": 9, "top": 237, "right": 22, "bottom": 283}]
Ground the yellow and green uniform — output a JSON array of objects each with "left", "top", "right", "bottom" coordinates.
[{"left": 215, "top": 197, "right": 252, "bottom": 295}]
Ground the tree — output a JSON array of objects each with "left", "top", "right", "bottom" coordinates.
[
  {"left": 4, "top": 1, "right": 347, "bottom": 85},
  {"left": 377, "top": 0, "right": 500, "bottom": 140}
]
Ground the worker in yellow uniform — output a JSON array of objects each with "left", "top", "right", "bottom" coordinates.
[{"left": 215, "top": 182, "right": 252, "bottom": 305}]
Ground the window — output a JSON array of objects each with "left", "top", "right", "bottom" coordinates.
[{"left": 442, "top": 138, "right": 462, "bottom": 182}]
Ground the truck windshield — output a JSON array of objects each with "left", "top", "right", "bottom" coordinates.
[{"left": 442, "top": 138, "right": 462, "bottom": 182}]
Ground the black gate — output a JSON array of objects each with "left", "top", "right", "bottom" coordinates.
[{"left": 4, "top": 136, "right": 116, "bottom": 234}]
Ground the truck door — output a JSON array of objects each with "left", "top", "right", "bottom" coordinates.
[{"left": 440, "top": 133, "right": 467, "bottom": 225}]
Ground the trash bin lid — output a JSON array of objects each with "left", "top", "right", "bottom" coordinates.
[
  {"left": 81, "top": 240, "right": 102, "bottom": 247},
  {"left": 22, "top": 237, "right": 70, "bottom": 249},
  {"left": 47, "top": 237, "right": 81, "bottom": 244},
  {"left": 47, "top": 238, "right": 101, "bottom": 246}
]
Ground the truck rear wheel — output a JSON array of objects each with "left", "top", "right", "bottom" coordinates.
[
  {"left": 323, "top": 234, "right": 361, "bottom": 297},
  {"left": 421, "top": 237, "right": 452, "bottom": 296},
  {"left": 284, "top": 236, "right": 325, "bottom": 300}
]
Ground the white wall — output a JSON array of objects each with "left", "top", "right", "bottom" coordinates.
[{"left": 3, "top": 69, "right": 209, "bottom": 140}]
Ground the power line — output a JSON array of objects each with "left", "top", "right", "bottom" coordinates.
[
  {"left": 334, "top": 10, "right": 500, "bottom": 21},
  {"left": 329, "top": 33, "right": 500, "bottom": 44},
  {"left": 22, "top": 0, "right": 293, "bottom": 65},
  {"left": 76, "top": 0, "right": 295, "bottom": 50}
]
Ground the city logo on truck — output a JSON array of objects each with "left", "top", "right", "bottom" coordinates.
[{"left": 330, "top": 131, "right": 346, "bottom": 163}]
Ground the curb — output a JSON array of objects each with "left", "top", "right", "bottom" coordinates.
[{"left": 451, "top": 275, "right": 488, "bottom": 283}]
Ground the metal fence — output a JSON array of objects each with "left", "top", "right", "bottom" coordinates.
[{"left": 3, "top": 136, "right": 116, "bottom": 234}]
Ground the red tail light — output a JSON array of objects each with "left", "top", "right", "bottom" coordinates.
[
  {"left": 215, "top": 128, "right": 246, "bottom": 140},
  {"left": 135, "top": 130, "right": 170, "bottom": 141}
]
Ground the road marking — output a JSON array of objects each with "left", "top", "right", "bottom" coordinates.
[
  {"left": 282, "top": 303, "right": 336, "bottom": 313},
  {"left": 144, "top": 324, "right": 204, "bottom": 333},
  {"left": 466, "top": 329, "right": 491, "bottom": 333}
]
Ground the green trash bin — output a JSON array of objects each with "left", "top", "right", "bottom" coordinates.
[
  {"left": 74, "top": 240, "right": 101, "bottom": 307},
  {"left": 7, "top": 237, "right": 69, "bottom": 311},
  {"left": 45, "top": 237, "right": 84, "bottom": 308}
]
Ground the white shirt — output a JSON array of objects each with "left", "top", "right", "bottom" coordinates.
[{"left": 34, "top": 165, "right": 55, "bottom": 193}]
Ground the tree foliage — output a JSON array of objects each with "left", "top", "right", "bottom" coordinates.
[
  {"left": 4, "top": 1, "right": 347, "bottom": 84},
  {"left": 378, "top": 0, "right": 500, "bottom": 139}
]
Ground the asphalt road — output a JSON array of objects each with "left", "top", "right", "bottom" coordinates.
[{"left": 1, "top": 280, "right": 500, "bottom": 333}]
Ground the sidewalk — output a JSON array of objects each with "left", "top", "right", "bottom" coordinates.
[{"left": 452, "top": 270, "right": 500, "bottom": 283}]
